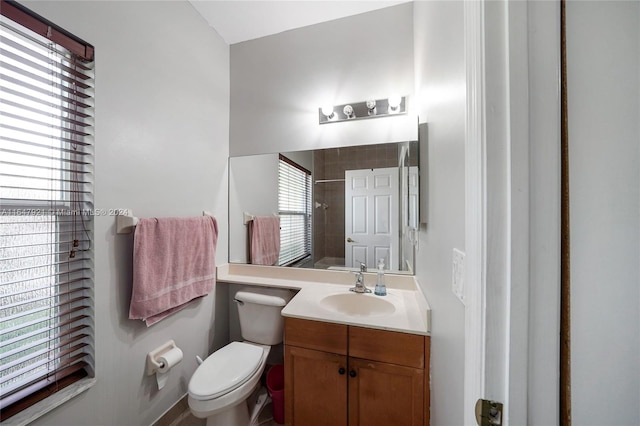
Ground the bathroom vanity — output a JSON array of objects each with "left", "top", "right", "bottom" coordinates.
[
  {"left": 284, "top": 318, "right": 429, "bottom": 426},
  {"left": 216, "top": 263, "right": 431, "bottom": 426}
]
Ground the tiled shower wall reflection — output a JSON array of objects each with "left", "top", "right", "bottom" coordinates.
[{"left": 312, "top": 143, "right": 407, "bottom": 267}]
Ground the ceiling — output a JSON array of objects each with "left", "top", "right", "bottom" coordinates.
[{"left": 189, "top": 1, "right": 411, "bottom": 45}]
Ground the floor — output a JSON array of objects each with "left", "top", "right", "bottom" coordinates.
[
  {"left": 153, "top": 377, "right": 282, "bottom": 426},
  {"left": 171, "top": 401, "right": 280, "bottom": 426}
]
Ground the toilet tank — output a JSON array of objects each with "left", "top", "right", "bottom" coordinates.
[{"left": 234, "top": 288, "right": 293, "bottom": 345}]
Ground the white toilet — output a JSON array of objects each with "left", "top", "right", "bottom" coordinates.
[{"left": 188, "top": 288, "right": 292, "bottom": 426}]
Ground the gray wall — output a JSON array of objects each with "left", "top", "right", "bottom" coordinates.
[
  {"left": 526, "top": 1, "right": 562, "bottom": 422},
  {"left": 229, "top": 3, "right": 416, "bottom": 157},
  {"left": 413, "top": 2, "right": 466, "bottom": 425},
  {"left": 228, "top": 150, "right": 312, "bottom": 264},
  {"left": 567, "top": 2, "right": 640, "bottom": 424},
  {"left": 23, "top": 2, "right": 231, "bottom": 425},
  {"left": 229, "top": 154, "right": 279, "bottom": 264}
]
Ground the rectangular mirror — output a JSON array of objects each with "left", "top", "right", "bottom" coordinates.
[{"left": 229, "top": 140, "right": 419, "bottom": 274}]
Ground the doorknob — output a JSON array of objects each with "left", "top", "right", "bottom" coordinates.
[{"left": 347, "top": 237, "right": 355, "bottom": 243}]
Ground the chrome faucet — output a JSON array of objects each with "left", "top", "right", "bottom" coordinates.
[{"left": 350, "top": 262, "right": 371, "bottom": 293}]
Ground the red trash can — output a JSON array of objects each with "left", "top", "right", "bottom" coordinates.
[{"left": 266, "top": 364, "right": 285, "bottom": 424}]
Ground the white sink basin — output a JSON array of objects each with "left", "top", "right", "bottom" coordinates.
[{"left": 319, "top": 293, "right": 396, "bottom": 317}]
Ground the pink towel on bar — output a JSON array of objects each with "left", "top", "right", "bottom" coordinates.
[
  {"left": 129, "top": 216, "right": 218, "bottom": 326},
  {"left": 250, "top": 216, "right": 280, "bottom": 266}
]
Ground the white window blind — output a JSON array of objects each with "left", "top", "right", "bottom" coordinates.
[
  {"left": 278, "top": 155, "right": 311, "bottom": 266},
  {"left": 0, "top": 2, "right": 94, "bottom": 418}
]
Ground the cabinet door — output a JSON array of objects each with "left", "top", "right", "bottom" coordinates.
[
  {"left": 348, "top": 357, "right": 424, "bottom": 426},
  {"left": 285, "top": 345, "right": 348, "bottom": 426}
]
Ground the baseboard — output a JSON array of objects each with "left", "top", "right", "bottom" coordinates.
[{"left": 151, "top": 393, "right": 191, "bottom": 426}]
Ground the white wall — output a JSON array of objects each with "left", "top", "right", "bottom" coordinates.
[
  {"left": 412, "top": 2, "right": 466, "bottom": 425},
  {"left": 229, "top": 154, "right": 279, "bottom": 263},
  {"left": 524, "top": 2, "right": 562, "bottom": 424},
  {"left": 228, "top": 150, "right": 312, "bottom": 263},
  {"left": 22, "top": 2, "right": 231, "bottom": 425},
  {"left": 281, "top": 150, "right": 313, "bottom": 172},
  {"left": 567, "top": 2, "right": 640, "bottom": 424},
  {"left": 229, "top": 3, "right": 416, "bottom": 157}
]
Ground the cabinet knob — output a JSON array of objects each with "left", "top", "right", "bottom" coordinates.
[
  {"left": 349, "top": 370, "right": 357, "bottom": 378},
  {"left": 338, "top": 367, "right": 346, "bottom": 375}
]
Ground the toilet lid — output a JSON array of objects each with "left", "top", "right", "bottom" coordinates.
[{"left": 188, "top": 342, "right": 264, "bottom": 401}]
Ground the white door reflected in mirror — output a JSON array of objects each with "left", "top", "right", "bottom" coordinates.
[{"left": 345, "top": 167, "right": 398, "bottom": 270}]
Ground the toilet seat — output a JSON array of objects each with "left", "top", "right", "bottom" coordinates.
[{"left": 189, "top": 342, "right": 264, "bottom": 401}]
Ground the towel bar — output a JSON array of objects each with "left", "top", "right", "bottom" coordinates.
[
  {"left": 116, "top": 209, "right": 212, "bottom": 234},
  {"left": 243, "top": 212, "right": 279, "bottom": 225},
  {"left": 243, "top": 212, "right": 254, "bottom": 225}
]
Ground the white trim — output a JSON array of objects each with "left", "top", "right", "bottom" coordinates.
[
  {"left": 505, "top": 1, "right": 531, "bottom": 423},
  {"left": 463, "top": 0, "right": 487, "bottom": 424}
]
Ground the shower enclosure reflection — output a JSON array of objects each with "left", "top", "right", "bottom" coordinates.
[{"left": 228, "top": 141, "right": 419, "bottom": 273}]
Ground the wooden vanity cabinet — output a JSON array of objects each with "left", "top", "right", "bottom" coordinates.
[
  {"left": 284, "top": 319, "right": 348, "bottom": 426},
  {"left": 284, "top": 317, "right": 430, "bottom": 426}
]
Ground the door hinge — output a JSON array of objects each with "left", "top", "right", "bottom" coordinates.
[{"left": 475, "top": 399, "right": 503, "bottom": 426}]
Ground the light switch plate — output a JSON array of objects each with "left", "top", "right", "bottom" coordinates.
[{"left": 452, "top": 248, "right": 465, "bottom": 304}]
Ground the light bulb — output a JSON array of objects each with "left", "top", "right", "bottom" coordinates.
[
  {"left": 366, "top": 100, "right": 377, "bottom": 115},
  {"left": 321, "top": 105, "right": 335, "bottom": 119},
  {"left": 388, "top": 95, "right": 402, "bottom": 112},
  {"left": 343, "top": 105, "right": 355, "bottom": 118}
]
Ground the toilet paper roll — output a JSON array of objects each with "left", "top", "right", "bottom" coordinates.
[
  {"left": 155, "top": 347, "right": 183, "bottom": 390},
  {"left": 157, "top": 347, "right": 183, "bottom": 373}
]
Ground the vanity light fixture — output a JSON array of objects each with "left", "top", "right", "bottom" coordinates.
[{"left": 319, "top": 96, "right": 406, "bottom": 124}]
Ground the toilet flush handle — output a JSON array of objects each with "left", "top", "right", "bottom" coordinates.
[{"left": 196, "top": 355, "right": 204, "bottom": 365}]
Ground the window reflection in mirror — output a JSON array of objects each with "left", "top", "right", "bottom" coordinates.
[
  {"left": 277, "top": 154, "right": 312, "bottom": 267},
  {"left": 228, "top": 141, "right": 419, "bottom": 274}
]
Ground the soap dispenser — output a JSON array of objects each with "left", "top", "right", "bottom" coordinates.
[{"left": 374, "top": 258, "right": 387, "bottom": 296}]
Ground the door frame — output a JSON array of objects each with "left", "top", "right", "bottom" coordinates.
[
  {"left": 463, "top": 1, "right": 562, "bottom": 424},
  {"left": 462, "top": 2, "right": 488, "bottom": 423}
]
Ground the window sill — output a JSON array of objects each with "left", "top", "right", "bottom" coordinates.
[{"left": 4, "top": 377, "right": 96, "bottom": 426}]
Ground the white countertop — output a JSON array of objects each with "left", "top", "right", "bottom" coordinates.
[{"left": 217, "top": 263, "right": 431, "bottom": 336}]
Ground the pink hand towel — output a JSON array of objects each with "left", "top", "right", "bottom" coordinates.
[
  {"left": 250, "top": 216, "right": 281, "bottom": 266},
  {"left": 129, "top": 216, "right": 218, "bottom": 326}
]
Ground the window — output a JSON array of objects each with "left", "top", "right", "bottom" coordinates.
[
  {"left": 278, "top": 155, "right": 311, "bottom": 266},
  {"left": 0, "top": 1, "right": 95, "bottom": 419}
]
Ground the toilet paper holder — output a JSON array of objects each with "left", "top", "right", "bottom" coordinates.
[{"left": 146, "top": 340, "right": 180, "bottom": 376}]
